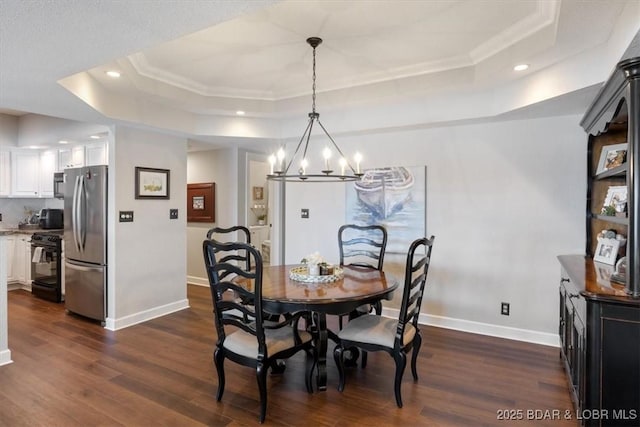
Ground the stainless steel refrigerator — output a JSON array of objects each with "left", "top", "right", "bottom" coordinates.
[{"left": 64, "top": 165, "right": 107, "bottom": 322}]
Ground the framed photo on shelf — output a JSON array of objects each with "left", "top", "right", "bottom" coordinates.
[
  {"left": 602, "top": 185, "right": 627, "bottom": 215},
  {"left": 135, "top": 167, "right": 170, "bottom": 199},
  {"left": 593, "top": 238, "right": 620, "bottom": 265},
  {"left": 187, "top": 182, "right": 215, "bottom": 222},
  {"left": 596, "top": 143, "right": 627, "bottom": 174}
]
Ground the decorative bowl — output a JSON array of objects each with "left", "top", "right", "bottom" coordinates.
[{"left": 289, "top": 266, "right": 344, "bottom": 283}]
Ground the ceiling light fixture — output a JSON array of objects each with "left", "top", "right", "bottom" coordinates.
[
  {"left": 89, "top": 135, "right": 100, "bottom": 139},
  {"left": 266, "top": 37, "right": 363, "bottom": 182},
  {"left": 58, "top": 140, "right": 69, "bottom": 144},
  {"left": 513, "top": 64, "right": 529, "bottom": 71},
  {"left": 106, "top": 70, "right": 121, "bottom": 78},
  {"left": 236, "top": 110, "right": 245, "bottom": 116}
]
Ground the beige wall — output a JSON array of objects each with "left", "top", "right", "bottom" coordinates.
[
  {"left": 109, "top": 126, "right": 188, "bottom": 328},
  {"left": 186, "top": 148, "right": 238, "bottom": 285},
  {"left": 283, "top": 114, "right": 586, "bottom": 344}
]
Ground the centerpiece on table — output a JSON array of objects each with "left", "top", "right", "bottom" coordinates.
[{"left": 289, "top": 252, "right": 343, "bottom": 283}]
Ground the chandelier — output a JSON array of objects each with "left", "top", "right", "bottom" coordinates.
[{"left": 266, "top": 37, "right": 363, "bottom": 182}]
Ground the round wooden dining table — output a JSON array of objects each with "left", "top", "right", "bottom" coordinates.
[{"left": 259, "top": 264, "right": 400, "bottom": 391}]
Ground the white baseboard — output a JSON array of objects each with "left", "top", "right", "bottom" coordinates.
[
  {"left": 104, "top": 299, "right": 190, "bottom": 331},
  {"left": 0, "top": 349, "right": 12, "bottom": 366},
  {"left": 181, "top": 279, "right": 560, "bottom": 347},
  {"left": 382, "top": 307, "right": 560, "bottom": 348}
]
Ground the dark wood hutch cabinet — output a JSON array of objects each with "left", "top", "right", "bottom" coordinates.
[{"left": 558, "top": 57, "right": 640, "bottom": 427}]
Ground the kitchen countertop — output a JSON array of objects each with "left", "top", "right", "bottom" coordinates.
[{"left": 0, "top": 228, "right": 55, "bottom": 236}]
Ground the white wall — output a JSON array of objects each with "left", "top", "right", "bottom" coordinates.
[
  {"left": 186, "top": 147, "right": 238, "bottom": 285},
  {"left": 108, "top": 126, "right": 188, "bottom": 329},
  {"left": 284, "top": 114, "right": 586, "bottom": 345},
  {"left": 0, "top": 114, "right": 18, "bottom": 146}
]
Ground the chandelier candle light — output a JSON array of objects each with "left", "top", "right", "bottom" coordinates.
[{"left": 266, "top": 37, "right": 364, "bottom": 182}]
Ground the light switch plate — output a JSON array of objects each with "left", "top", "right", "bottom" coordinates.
[
  {"left": 170, "top": 209, "right": 178, "bottom": 219},
  {"left": 119, "top": 211, "right": 134, "bottom": 222},
  {"left": 301, "top": 208, "right": 309, "bottom": 219}
]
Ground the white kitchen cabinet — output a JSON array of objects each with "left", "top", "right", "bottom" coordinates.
[
  {"left": 85, "top": 141, "right": 107, "bottom": 166},
  {"left": 39, "top": 149, "right": 57, "bottom": 197},
  {"left": 0, "top": 150, "right": 10, "bottom": 196},
  {"left": 5, "top": 236, "right": 15, "bottom": 282},
  {"left": 11, "top": 150, "right": 40, "bottom": 197},
  {"left": 14, "top": 234, "right": 31, "bottom": 285},
  {"left": 58, "top": 145, "right": 84, "bottom": 170}
]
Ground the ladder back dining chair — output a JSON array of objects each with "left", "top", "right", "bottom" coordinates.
[
  {"left": 203, "top": 239, "right": 317, "bottom": 423},
  {"left": 333, "top": 235, "right": 435, "bottom": 408},
  {"left": 337, "top": 223, "right": 388, "bottom": 332}
]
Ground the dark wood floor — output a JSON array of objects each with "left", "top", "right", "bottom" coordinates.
[{"left": 1, "top": 286, "right": 576, "bottom": 426}]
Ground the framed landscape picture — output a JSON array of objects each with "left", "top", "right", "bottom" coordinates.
[{"left": 135, "top": 167, "right": 170, "bottom": 199}]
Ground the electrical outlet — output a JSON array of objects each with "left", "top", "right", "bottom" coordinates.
[
  {"left": 301, "top": 208, "right": 309, "bottom": 219},
  {"left": 501, "top": 302, "right": 510, "bottom": 316},
  {"left": 170, "top": 209, "right": 178, "bottom": 219},
  {"left": 119, "top": 211, "right": 134, "bottom": 222},
  {"left": 0, "top": 213, "right": 2, "bottom": 221}
]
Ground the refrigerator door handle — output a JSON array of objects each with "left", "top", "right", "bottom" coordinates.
[
  {"left": 72, "top": 174, "right": 82, "bottom": 253},
  {"left": 65, "top": 261, "right": 101, "bottom": 273},
  {"left": 78, "top": 174, "right": 86, "bottom": 252}
]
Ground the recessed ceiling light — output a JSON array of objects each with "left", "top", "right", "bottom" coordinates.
[
  {"left": 90, "top": 135, "right": 100, "bottom": 139},
  {"left": 236, "top": 110, "right": 246, "bottom": 116},
  {"left": 58, "top": 140, "right": 69, "bottom": 144},
  {"left": 106, "top": 70, "right": 121, "bottom": 78},
  {"left": 28, "top": 145, "right": 39, "bottom": 149},
  {"left": 514, "top": 64, "right": 529, "bottom": 72}
]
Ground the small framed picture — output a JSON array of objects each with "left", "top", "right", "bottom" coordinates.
[
  {"left": 253, "top": 186, "right": 264, "bottom": 200},
  {"left": 187, "top": 182, "right": 215, "bottom": 222},
  {"left": 135, "top": 167, "right": 170, "bottom": 199},
  {"left": 602, "top": 185, "right": 627, "bottom": 215},
  {"left": 593, "top": 238, "right": 620, "bottom": 265},
  {"left": 596, "top": 143, "right": 627, "bottom": 174}
]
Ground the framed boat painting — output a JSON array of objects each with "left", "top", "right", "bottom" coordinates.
[{"left": 345, "top": 165, "right": 426, "bottom": 253}]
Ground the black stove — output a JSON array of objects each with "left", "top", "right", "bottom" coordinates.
[
  {"left": 31, "top": 230, "right": 63, "bottom": 246},
  {"left": 31, "top": 230, "right": 63, "bottom": 302}
]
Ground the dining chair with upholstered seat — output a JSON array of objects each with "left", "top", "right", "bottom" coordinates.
[
  {"left": 203, "top": 239, "right": 317, "bottom": 423},
  {"left": 333, "top": 236, "right": 435, "bottom": 408},
  {"left": 337, "top": 224, "right": 389, "bottom": 366}
]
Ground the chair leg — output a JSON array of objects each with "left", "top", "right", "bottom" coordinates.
[
  {"left": 213, "top": 347, "right": 225, "bottom": 401},
  {"left": 361, "top": 350, "right": 368, "bottom": 369},
  {"left": 411, "top": 332, "right": 422, "bottom": 381},
  {"left": 256, "top": 362, "right": 268, "bottom": 423},
  {"left": 373, "top": 300, "right": 382, "bottom": 315},
  {"left": 333, "top": 345, "right": 346, "bottom": 392},
  {"left": 393, "top": 351, "right": 407, "bottom": 408}
]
